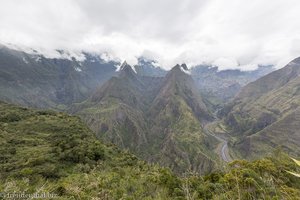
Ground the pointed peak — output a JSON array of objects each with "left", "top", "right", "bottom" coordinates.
[
  {"left": 171, "top": 64, "right": 191, "bottom": 75},
  {"left": 117, "top": 61, "right": 137, "bottom": 74},
  {"left": 116, "top": 61, "right": 138, "bottom": 80}
]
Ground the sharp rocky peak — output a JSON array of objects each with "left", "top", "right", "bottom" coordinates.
[
  {"left": 118, "top": 61, "right": 137, "bottom": 74},
  {"left": 118, "top": 61, "right": 137, "bottom": 73},
  {"left": 171, "top": 63, "right": 190, "bottom": 75}
]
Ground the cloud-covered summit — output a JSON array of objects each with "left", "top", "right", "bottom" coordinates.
[{"left": 0, "top": 0, "right": 300, "bottom": 70}]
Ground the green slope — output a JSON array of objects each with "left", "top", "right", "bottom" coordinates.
[
  {"left": 0, "top": 102, "right": 299, "bottom": 199},
  {"left": 221, "top": 57, "right": 300, "bottom": 159},
  {"left": 0, "top": 101, "right": 176, "bottom": 199},
  {"left": 148, "top": 65, "right": 217, "bottom": 174},
  {"left": 149, "top": 96, "right": 218, "bottom": 174},
  {"left": 73, "top": 63, "right": 218, "bottom": 174},
  {"left": 71, "top": 63, "right": 160, "bottom": 155}
]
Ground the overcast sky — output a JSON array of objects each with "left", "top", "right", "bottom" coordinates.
[{"left": 0, "top": 0, "right": 300, "bottom": 70}]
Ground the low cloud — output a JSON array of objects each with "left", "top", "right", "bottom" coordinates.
[{"left": 0, "top": 0, "right": 300, "bottom": 69}]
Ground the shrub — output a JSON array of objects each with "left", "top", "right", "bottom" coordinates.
[{"left": 0, "top": 112, "right": 21, "bottom": 122}]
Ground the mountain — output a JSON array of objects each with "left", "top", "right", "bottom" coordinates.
[
  {"left": 73, "top": 63, "right": 218, "bottom": 174},
  {"left": 0, "top": 44, "right": 273, "bottom": 111},
  {"left": 147, "top": 64, "right": 216, "bottom": 173},
  {"left": 220, "top": 57, "right": 300, "bottom": 159},
  {"left": 73, "top": 62, "right": 162, "bottom": 153},
  {"left": 0, "top": 46, "right": 169, "bottom": 110},
  {"left": 149, "top": 64, "right": 212, "bottom": 122},
  {"left": 1, "top": 101, "right": 299, "bottom": 199},
  {"left": 0, "top": 45, "right": 118, "bottom": 109},
  {"left": 190, "top": 64, "right": 274, "bottom": 106}
]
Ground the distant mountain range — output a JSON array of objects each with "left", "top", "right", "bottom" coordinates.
[
  {"left": 0, "top": 44, "right": 274, "bottom": 110},
  {"left": 191, "top": 64, "right": 274, "bottom": 106}
]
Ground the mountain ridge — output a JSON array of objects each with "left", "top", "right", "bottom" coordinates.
[
  {"left": 221, "top": 57, "right": 300, "bottom": 159},
  {"left": 0, "top": 45, "right": 118, "bottom": 109},
  {"left": 73, "top": 62, "right": 218, "bottom": 174},
  {"left": 0, "top": 44, "right": 274, "bottom": 111}
]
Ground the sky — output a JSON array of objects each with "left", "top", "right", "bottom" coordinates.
[{"left": 0, "top": 0, "right": 300, "bottom": 70}]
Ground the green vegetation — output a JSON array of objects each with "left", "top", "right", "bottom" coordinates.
[
  {"left": 221, "top": 58, "right": 300, "bottom": 159},
  {"left": 0, "top": 102, "right": 300, "bottom": 199},
  {"left": 149, "top": 93, "right": 218, "bottom": 174},
  {"left": 73, "top": 64, "right": 218, "bottom": 175},
  {"left": 0, "top": 102, "right": 173, "bottom": 199}
]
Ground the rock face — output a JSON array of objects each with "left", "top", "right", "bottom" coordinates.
[
  {"left": 0, "top": 45, "right": 117, "bottom": 109},
  {"left": 73, "top": 62, "right": 218, "bottom": 174},
  {"left": 221, "top": 57, "right": 300, "bottom": 159}
]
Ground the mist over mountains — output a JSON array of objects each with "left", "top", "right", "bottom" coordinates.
[
  {"left": 0, "top": 43, "right": 300, "bottom": 198},
  {"left": 0, "top": 44, "right": 274, "bottom": 109},
  {"left": 72, "top": 62, "right": 217, "bottom": 174},
  {"left": 1, "top": 0, "right": 300, "bottom": 198},
  {"left": 1, "top": 44, "right": 297, "bottom": 167}
]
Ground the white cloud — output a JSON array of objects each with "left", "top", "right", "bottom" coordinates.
[
  {"left": 212, "top": 57, "right": 239, "bottom": 70},
  {"left": 0, "top": 0, "right": 300, "bottom": 69}
]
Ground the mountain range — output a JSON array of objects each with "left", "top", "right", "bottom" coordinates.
[
  {"left": 0, "top": 44, "right": 299, "bottom": 174},
  {"left": 0, "top": 45, "right": 118, "bottom": 109},
  {"left": 191, "top": 64, "right": 274, "bottom": 106},
  {"left": 0, "top": 44, "right": 274, "bottom": 110},
  {"left": 72, "top": 62, "right": 218, "bottom": 174},
  {"left": 220, "top": 57, "right": 300, "bottom": 159},
  {"left": 1, "top": 43, "right": 300, "bottom": 198}
]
